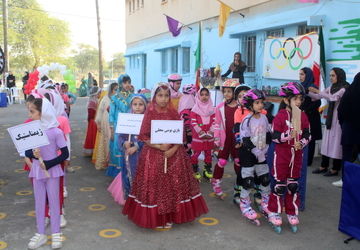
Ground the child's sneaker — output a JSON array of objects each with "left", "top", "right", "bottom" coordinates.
[
  {"left": 63, "top": 186, "right": 68, "bottom": 198},
  {"left": 60, "top": 214, "right": 67, "bottom": 228},
  {"left": 28, "top": 233, "right": 47, "bottom": 249},
  {"left": 51, "top": 233, "right": 62, "bottom": 249}
]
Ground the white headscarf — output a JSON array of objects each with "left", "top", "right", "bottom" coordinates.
[
  {"left": 151, "top": 82, "right": 169, "bottom": 101},
  {"left": 40, "top": 98, "right": 59, "bottom": 130},
  {"left": 37, "top": 87, "right": 66, "bottom": 117}
]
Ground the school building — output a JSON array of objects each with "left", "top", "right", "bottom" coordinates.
[{"left": 124, "top": 0, "right": 360, "bottom": 94}]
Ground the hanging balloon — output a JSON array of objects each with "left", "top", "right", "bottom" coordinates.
[{"left": 24, "top": 70, "right": 40, "bottom": 94}]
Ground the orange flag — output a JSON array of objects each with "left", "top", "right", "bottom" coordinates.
[{"left": 218, "top": 0, "right": 231, "bottom": 37}]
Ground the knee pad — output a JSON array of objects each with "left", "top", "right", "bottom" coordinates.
[
  {"left": 287, "top": 178, "right": 299, "bottom": 195},
  {"left": 218, "top": 158, "right": 227, "bottom": 168},
  {"left": 234, "top": 158, "right": 240, "bottom": 167},
  {"left": 242, "top": 177, "right": 254, "bottom": 190},
  {"left": 273, "top": 181, "right": 286, "bottom": 196},
  {"left": 258, "top": 173, "right": 270, "bottom": 187}
]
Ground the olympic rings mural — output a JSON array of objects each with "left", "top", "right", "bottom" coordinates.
[{"left": 263, "top": 34, "right": 319, "bottom": 80}]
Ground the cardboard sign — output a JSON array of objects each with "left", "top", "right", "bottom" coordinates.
[
  {"left": 150, "top": 120, "right": 183, "bottom": 144},
  {"left": 116, "top": 113, "right": 144, "bottom": 135},
  {"left": 7, "top": 120, "right": 50, "bottom": 154}
]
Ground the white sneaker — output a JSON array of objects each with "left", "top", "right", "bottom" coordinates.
[
  {"left": 28, "top": 233, "right": 47, "bottom": 249},
  {"left": 60, "top": 214, "right": 67, "bottom": 228},
  {"left": 332, "top": 179, "right": 343, "bottom": 188},
  {"left": 51, "top": 233, "right": 62, "bottom": 249},
  {"left": 63, "top": 186, "right": 68, "bottom": 198},
  {"left": 45, "top": 217, "right": 50, "bottom": 227}
]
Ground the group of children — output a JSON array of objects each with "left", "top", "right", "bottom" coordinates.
[
  {"left": 21, "top": 72, "right": 313, "bottom": 249},
  {"left": 176, "top": 77, "right": 310, "bottom": 232}
]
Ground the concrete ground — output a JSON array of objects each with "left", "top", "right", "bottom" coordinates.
[{"left": 0, "top": 97, "right": 358, "bottom": 250}]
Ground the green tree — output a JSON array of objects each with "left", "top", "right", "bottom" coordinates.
[
  {"left": 104, "top": 52, "right": 125, "bottom": 79},
  {"left": 72, "top": 44, "right": 100, "bottom": 75},
  {"left": 1, "top": 0, "right": 71, "bottom": 72}
]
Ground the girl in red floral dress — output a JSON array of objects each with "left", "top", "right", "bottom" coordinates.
[{"left": 122, "top": 83, "right": 208, "bottom": 229}]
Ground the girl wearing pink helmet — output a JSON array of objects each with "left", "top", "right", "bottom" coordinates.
[{"left": 267, "top": 82, "right": 311, "bottom": 233}]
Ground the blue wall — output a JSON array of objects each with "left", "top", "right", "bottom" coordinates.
[{"left": 125, "top": 0, "right": 360, "bottom": 92}]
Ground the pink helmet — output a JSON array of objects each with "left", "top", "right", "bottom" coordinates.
[
  {"left": 222, "top": 78, "right": 240, "bottom": 88},
  {"left": 182, "top": 84, "right": 197, "bottom": 95},
  {"left": 168, "top": 73, "right": 182, "bottom": 82},
  {"left": 279, "top": 82, "right": 305, "bottom": 97},
  {"left": 242, "top": 89, "right": 266, "bottom": 110}
]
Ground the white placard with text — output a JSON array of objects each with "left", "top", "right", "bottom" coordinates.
[
  {"left": 7, "top": 120, "right": 50, "bottom": 154},
  {"left": 116, "top": 113, "right": 144, "bottom": 135},
  {"left": 150, "top": 120, "right": 183, "bottom": 144}
]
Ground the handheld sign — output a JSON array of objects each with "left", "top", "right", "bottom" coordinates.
[
  {"left": 7, "top": 120, "right": 50, "bottom": 154},
  {"left": 150, "top": 120, "right": 183, "bottom": 144},
  {"left": 116, "top": 113, "right": 144, "bottom": 135}
]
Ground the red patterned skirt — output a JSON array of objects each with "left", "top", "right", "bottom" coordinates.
[{"left": 122, "top": 145, "right": 208, "bottom": 228}]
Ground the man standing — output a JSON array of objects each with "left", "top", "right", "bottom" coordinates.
[{"left": 6, "top": 71, "right": 15, "bottom": 88}]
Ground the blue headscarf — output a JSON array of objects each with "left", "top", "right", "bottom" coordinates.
[
  {"left": 300, "top": 67, "right": 317, "bottom": 91},
  {"left": 129, "top": 94, "right": 148, "bottom": 113}
]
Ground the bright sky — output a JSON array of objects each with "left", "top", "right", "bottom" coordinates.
[{"left": 37, "top": 0, "right": 126, "bottom": 60}]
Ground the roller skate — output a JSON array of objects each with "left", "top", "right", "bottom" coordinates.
[
  {"left": 258, "top": 194, "right": 270, "bottom": 217},
  {"left": 268, "top": 212, "right": 282, "bottom": 233},
  {"left": 239, "top": 197, "right": 260, "bottom": 226},
  {"left": 211, "top": 178, "right": 225, "bottom": 200},
  {"left": 287, "top": 214, "right": 299, "bottom": 233},
  {"left": 192, "top": 164, "right": 202, "bottom": 182},
  {"left": 233, "top": 185, "right": 241, "bottom": 205},
  {"left": 203, "top": 163, "right": 213, "bottom": 182}
]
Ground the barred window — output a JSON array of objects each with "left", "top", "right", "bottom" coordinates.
[
  {"left": 170, "top": 47, "right": 178, "bottom": 73},
  {"left": 266, "top": 29, "right": 284, "bottom": 38},
  {"left": 161, "top": 50, "right": 168, "bottom": 74},
  {"left": 182, "top": 47, "right": 190, "bottom": 74},
  {"left": 297, "top": 25, "right": 319, "bottom": 35},
  {"left": 243, "top": 35, "right": 256, "bottom": 72}
]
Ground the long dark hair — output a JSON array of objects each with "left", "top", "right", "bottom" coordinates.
[{"left": 233, "top": 52, "right": 245, "bottom": 67}]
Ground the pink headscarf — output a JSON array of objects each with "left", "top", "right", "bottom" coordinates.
[
  {"left": 178, "top": 93, "right": 196, "bottom": 113},
  {"left": 191, "top": 88, "right": 215, "bottom": 124}
]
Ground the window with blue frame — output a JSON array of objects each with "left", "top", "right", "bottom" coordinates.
[
  {"left": 243, "top": 35, "right": 256, "bottom": 72},
  {"left": 161, "top": 50, "right": 168, "bottom": 74},
  {"left": 182, "top": 47, "right": 190, "bottom": 74},
  {"left": 266, "top": 28, "right": 284, "bottom": 38},
  {"left": 170, "top": 47, "right": 178, "bottom": 73}
]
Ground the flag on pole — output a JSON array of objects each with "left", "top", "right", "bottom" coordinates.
[
  {"left": 298, "top": 0, "right": 319, "bottom": 3},
  {"left": 194, "top": 22, "right": 202, "bottom": 90},
  {"left": 165, "top": 15, "right": 182, "bottom": 37},
  {"left": 218, "top": 0, "right": 231, "bottom": 37},
  {"left": 318, "top": 25, "right": 326, "bottom": 85}
]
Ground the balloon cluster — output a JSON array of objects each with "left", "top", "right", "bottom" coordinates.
[
  {"left": 24, "top": 63, "right": 77, "bottom": 94},
  {"left": 24, "top": 70, "right": 39, "bottom": 95}
]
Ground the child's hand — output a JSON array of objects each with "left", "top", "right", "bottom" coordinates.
[
  {"left": 199, "top": 131, "right": 205, "bottom": 136},
  {"left": 124, "top": 141, "right": 131, "bottom": 149},
  {"left": 290, "top": 130, "right": 297, "bottom": 139},
  {"left": 308, "top": 87, "right": 319, "bottom": 94},
  {"left": 40, "top": 161, "right": 46, "bottom": 170},
  {"left": 207, "top": 131, "right": 214, "bottom": 137},
  {"left": 294, "top": 142, "right": 303, "bottom": 151},
  {"left": 159, "top": 144, "right": 171, "bottom": 151},
  {"left": 164, "top": 147, "right": 176, "bottom": 158},
  {"left": 33, "top": 148, "right": 41, "bottom": 159},
  {"left": 235, "top": 143, "right": 241, "bottom": 149},
  {"left": 126, "top": 147, "right": 137, "bottom": 156}
]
